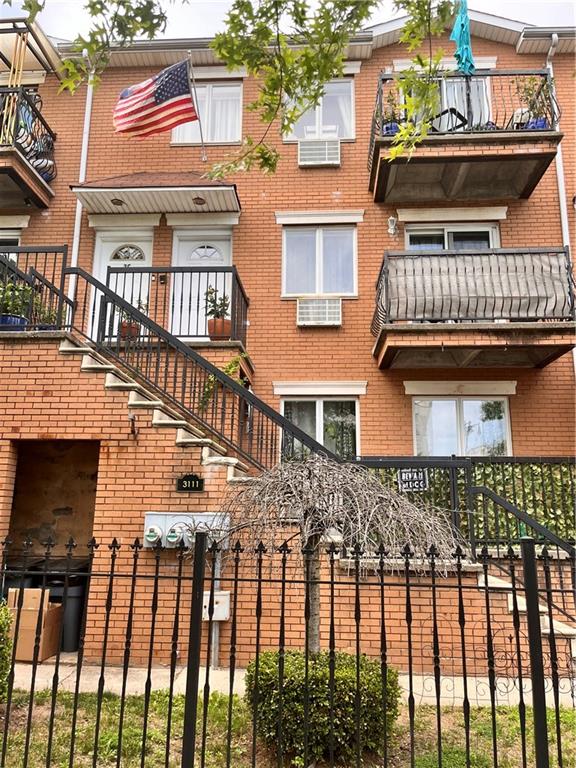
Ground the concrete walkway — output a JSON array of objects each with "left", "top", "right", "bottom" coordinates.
[
  {"left": 15, "top": 656, "right": 575, "bottom": 708},
  {"left": 14, "top": 654, "right": 246, "bottom": 697}
]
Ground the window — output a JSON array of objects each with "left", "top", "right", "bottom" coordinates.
[
  {"left": 283, "top": 226, "right": 356, "bottom": 296},
  {"left": 172, "top": 83, "right": 242, "bottom": 144},
  {"left": 288, "top": 80, "right": 354, "bottom": 140},
  {"left": 434, "top": 77, "right": 490, "bottom": 132},
  {"left": 413, "top": 397, "right": 511, "bottom": 457},
  {"left": 283, "top": 399, "right": 358, "bottom": 459},
  {"left": 406, "top": 224, "right": 499, "bottom": 250},
  {"left": 111, "top": 244, "right": 146, "bottom": 261}
]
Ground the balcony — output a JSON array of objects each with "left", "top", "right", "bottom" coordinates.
[
  {"left": 106, "top": 265, "right": 249, "bottom": 346},
  {"left": 371, "top": 247, "right": 575, "bottom": 369},
  {"left": 368, "top": 70, "right": 561, "bottom": 203},
  {"left": 0, "top": 87, "right": 56, "bottom": 208}
]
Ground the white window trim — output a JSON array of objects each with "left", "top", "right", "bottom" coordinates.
[
  {"left": 392, "top": 57, "right": 498, "bottom": 72},
  {"left": 283, "top": 78, "right": 356, "bottom": 143},
  {"left": 171, "top": 81, "right": 243, "bottom": 146},
  {"left": 88, "top": 214, "right": 161, "bottom": 229},
  {"left": 166, "top": 213, "right": 240, "bottom": 228},
  {"left": 397, "top": 207, "right": 508, "bottom": 223},
  {"left": 282, "top": 225, "right": 358, "bottom": 298},
  {"left": 404, "top": 222, "right": 501, "bottom": 249},
  {"left": 281, "top": 396, "right": 361, "bottom": 456},
  {"left": 412, "top": 396, "right": 512, "bottom": 457},
  {"left": 274, "top": 381, "right": 367, "bottom": 396},
  {"left": 0, "top": 216, "right": 30, "bottom": 230},
  {"left": 191, "top": 66, "right": 247, "bottom": 80},
  {"left": 275, "top": 210, "right": 364, "bottom": 225},
  {"left": 404, "top": 381, "right": 517, "bottom": 396}
]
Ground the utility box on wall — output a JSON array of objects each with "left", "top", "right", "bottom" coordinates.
[
  {"left": 202, "top": 591, "right": 230, "bottom": 621},
  {"left": 143, "top": 512, "right": 230, "bottom": 549}
]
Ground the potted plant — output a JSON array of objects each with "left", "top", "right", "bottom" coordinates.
[
  {"left": 35, "top": 301, "right": 58, "bottom": 330},
  {"left": 205, "top": 286, "right": 231, "bottom": 341},
  {"left": 515, "top": 76, "right": 552, "bottom": 130},
  {"left": 0, "top": 281, "right": 33, "bottom": 330},
  {"left": 119, "top": 300, "right": 147, "bottom": 340},
  {"left": 381, "top": 88, "right": 401, "bottom": 136}
]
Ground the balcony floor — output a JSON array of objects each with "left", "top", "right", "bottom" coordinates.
[
  {"left": 370, "top": 132, "right": 561, "bottom": 204},
  {"left": 373, "top": 321, "right": 576, "bottom": 369},
  {"left": 0, "top": 147, "right": 54, "bottom": 208}
]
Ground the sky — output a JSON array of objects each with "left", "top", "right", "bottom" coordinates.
[{"left": 1, "top": 0, "right": 574, "bottom": 42}]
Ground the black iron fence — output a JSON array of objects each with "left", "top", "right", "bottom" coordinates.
[
  {"left": 106, "top": 265, "right": 250, "bottom": 346},
  {"left": 0, "top": 87, "right": 57, "bottom": 182},
  {"left": 371, "top": 247, "right": 575, "bottom": 331},
  {"left": 369, "top": 68, "right": 559, "bottom": 172},
  {"left": 0, "top": 532, "right": 574, "bottom": 767},
  {"left": 0, "top": 249, "right": 70, "bottom": 332}
]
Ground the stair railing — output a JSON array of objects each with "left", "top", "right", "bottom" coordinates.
[{"left": 66, "top": 267, "right": 338, "bottom": 469}]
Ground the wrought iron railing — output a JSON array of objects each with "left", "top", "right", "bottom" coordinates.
[
  {"left": 368, "top": 69, "right": 559, "bottom": 173},
  {"left": 0, "top": 87, "right": 57, "bottom": 182},
  {"left": 371, "top": 247, "right": 575, "bottom": 333},
  {"left": 0, "top": 249, "right": 70, "bottom": 330},
  {"left": 361, "top": 456, "right": 576, "bottom": 546},
  {"left": 106, "top": 265, "right": 249, "bottom": 346},
  {"left": 67, "top": 267, "right": 336, "bottom": 469}
]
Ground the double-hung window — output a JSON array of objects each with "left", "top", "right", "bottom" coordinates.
[
  {"left": 282, "top": 226, "right": 356, "bottom": 297},
  {"left": 413, "top": 397, "right": 511, "bottom": 457},
  {"left": 406, "top": 224, "right": 499, "bottom": 251},
  {"left": 172, "top": 82, "right": 242, "bottom": 144},
  {"left": 283, "top": 399, "right": 358, "bottom": 459},
  {"left": 287, "top": 80, "right": 354, "bottom": 140}
]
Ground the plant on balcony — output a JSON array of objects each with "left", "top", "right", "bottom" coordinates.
[
  {"left": 118, "top": 300, "right": 148, "bottom": 340},
  {"left": 205, "top": 286, "right": 231, "bottom": 341},
  {"left": 381, "top": 88, "right": 402, "bottom": 136},
  {"left": 0, "top": 281, "right": 33, "bottom": 330},
  {"left": 515, "top": 76, "right": 553, "bottom": 130},
  {"left": 34, "top": 298, "right": 58, "bottom": 330}
]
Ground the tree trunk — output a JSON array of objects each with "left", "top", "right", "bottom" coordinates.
[{"left": 305, "top": 533, "right": 322, "bottom": 656}]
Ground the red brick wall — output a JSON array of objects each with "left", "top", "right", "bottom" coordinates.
[{"left": 6, "top": 33, "right": 575, "bottom": 462}]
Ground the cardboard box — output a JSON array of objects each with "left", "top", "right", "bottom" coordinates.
[{"left": 7, "top": 589, "right": 63, "bottom": 663}]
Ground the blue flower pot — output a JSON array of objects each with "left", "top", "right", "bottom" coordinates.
[
  {"left": 0, "top": 314, "right": 27, "bottom": 330},
  {"left": 382, "top": 121, "right": 400, "bottom": 136},
  {"left": 526, "top": 117, "right": 549, "bottom": 130}
]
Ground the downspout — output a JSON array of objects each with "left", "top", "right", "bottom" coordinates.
[
  {"left": 67, "top": 64, "right": 94, "bottom": 302},
  {"left": 546, "top": 34, "right": 571, "bottom": 249},
  {"left": 545, "top": 34, "right": 575, "bottom": 374}
]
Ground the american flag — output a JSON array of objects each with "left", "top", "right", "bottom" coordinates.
[{"left": 113, "top": 60, "right": 198, "bottom": 138}]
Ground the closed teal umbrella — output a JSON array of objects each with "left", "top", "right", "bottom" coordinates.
[{"left": 450, "top": 0, "right": 475, "bottom": 75}]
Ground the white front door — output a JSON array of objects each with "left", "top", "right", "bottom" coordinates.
[
  {"left": 92, "top": 230, "right": 153, "bottom": 336},
  {"left": 171, "top": 232, "right": 232, "bottom": 337}
]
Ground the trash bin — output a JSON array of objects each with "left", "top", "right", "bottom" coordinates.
[
  {"left": 2, "top": 557, "right": 43, "bottom": 598},
  {"left": 44, "top": 560, "right": 89, "bottom": 653},
  {"left": 46, "top": 578, "right": 86, "bottom": 652}
]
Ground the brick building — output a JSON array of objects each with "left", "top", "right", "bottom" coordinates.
[{"left": 0, "top": 12, "right": 574, "bottom": 665}]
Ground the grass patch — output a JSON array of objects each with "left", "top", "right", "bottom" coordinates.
[{"left": 0, "top": 691, "right": 574, "bottom": 766}]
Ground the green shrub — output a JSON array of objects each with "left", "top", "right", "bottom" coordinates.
[
  {"left": 245, "top": 650, "right": 400, "bottom": 766},
  {"left": 0, "top": 600, "right": 12, "bottom": 701}
]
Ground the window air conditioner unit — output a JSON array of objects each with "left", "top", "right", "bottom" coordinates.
[
  {"left": 297, "top": 298, "right": 342, "bottom": 326},
  {"left": 298, "top": 139, "right": 341, "bottom": 167}
]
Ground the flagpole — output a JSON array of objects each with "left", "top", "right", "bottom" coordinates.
[{"left": 188, "top": 51, "right": 207, "bottom": 162}]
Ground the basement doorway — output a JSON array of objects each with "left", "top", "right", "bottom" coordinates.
[{"left": 8, "top": 440, "right": 100, "bottom": 556}]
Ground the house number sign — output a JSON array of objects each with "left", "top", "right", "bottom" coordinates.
[
  {"left": 176, "top": 474, "right": 205, "bottom": 492},
  {"left": 397, "top": 468, "right": 429, "bottom": 493}
]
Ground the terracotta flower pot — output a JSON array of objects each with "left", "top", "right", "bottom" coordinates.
[
  {"left": 208, "top": 318, "right": 232, "bottom": 341},
  {"left": 120, "top": 320, "right": 140, "bottom": 340}
]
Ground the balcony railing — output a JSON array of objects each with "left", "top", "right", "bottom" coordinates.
[
  {"left": 369, "top": 69, "right": 559, "bottom": 172},
  {"left": 106, "top": 265, "right": 249, "bottom": 346},
  {"left": 371, "top": 247, "right": 575, "bottom": 334},
  {"left": 0, "top": 87, "right": 56, "bottom": 182}
]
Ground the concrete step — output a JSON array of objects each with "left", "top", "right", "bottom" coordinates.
[
  {"left": 151, "top": 409, "right": 189, "bottom": 429},
  {"left": 104, "top": 372, "right": 143, "bottom": 392},
  {"left": 183, "top": 438, "right": 227, "bottom": 456},
  {"left": 175, "top": 426, "right": 207, "bottom": 443},
  {"left": 128, "top": 390, "right": 164, "bottom": 409},
  {"left": 81, "top": 354, "right": 117, "bottom": 373},
  {"left": 59, "top": 338, "right": 93, "bottom": 355},
  {"left": 202, "top": 450, "right": 249, "bottom": 472}
]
